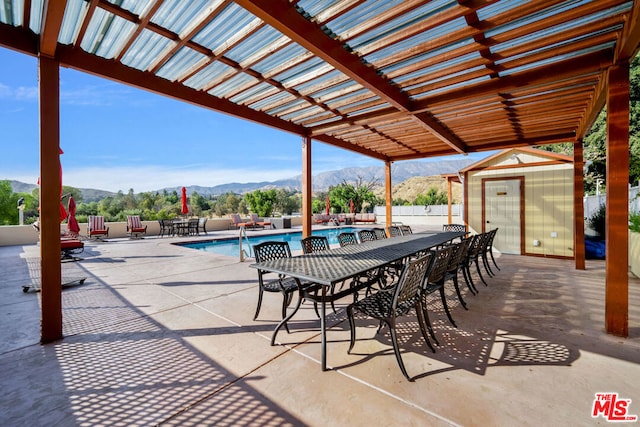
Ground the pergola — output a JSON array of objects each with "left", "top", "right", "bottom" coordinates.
[{"left": 1, "top": 0, "right": 638, "bottom": 342}]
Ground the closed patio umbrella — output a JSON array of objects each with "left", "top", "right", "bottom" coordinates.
[
  {"left": 349, "top": 199, "right": 354, "bottom": 214},
  {"left": 325, "top": 196, "right": 330, "bottom": 215},
  {"left": 181, "top": 187, "right": 189, "bottom": 215},
  {"left": 67, "top": 195, "right": 80, "bottom": 237}
]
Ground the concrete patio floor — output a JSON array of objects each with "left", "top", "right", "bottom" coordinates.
[{"left": 1, "top": 226, "right": 639, "bottom": 426}]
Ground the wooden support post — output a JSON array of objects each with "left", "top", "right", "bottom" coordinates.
[
  {"left": 385, "top": 160, "right": 392, "bottom": 228},
  {"left": 301, "top": 136, "right": 312, "bottom": 238},
  {"left": 574, "top": 140, "right": 586, "bottom": 270},
  {"left": 447, "top": 177, "right": 453, "bottom": 225},
  {"left": 39, "top": 56, "right": 63, "bottom": 343},
  {"left": 605, "top": 62, "right": 629, "bottom": 337}
]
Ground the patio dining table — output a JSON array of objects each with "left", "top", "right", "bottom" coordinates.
[{"left": 249, "top": 230, "right": 465, "bottom": 371}]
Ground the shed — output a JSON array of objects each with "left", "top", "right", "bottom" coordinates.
[{"left": 461, "top": 148, "right": 574, "bottom": 258}]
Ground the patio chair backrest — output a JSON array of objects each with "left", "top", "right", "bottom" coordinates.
[
  {"left": 387, "top": 226, "right": 402, "bottom": 237},
  {"left": 357, "top": 229, "right": 377, "bottom": 243},
  {"left": 372, "top": 228, "right": 387, "bottom": 239},
  {"left": 394, "top": 252, "right": 435, "bottom": 314},
  {"left": 88, "top": 215, "right": 106, "bottom": 231},
  {"left": 301, "top": 236, "right": 330, "bottom": 254},
  {"left": 127, "top": 215, "right": 143, "bottom": 229},
  {"left": 447, "top": 237, "right": 472, "bottom": 272},
  {"left": 443, "top": 223, "right": 467, "bottom": 233},
  {"left": 253, "top": 241, "right": 292, "bottom": 263},
  {"left": 399, "top": 225, "right": 412, "bottom": 235},
  {"left": 337, "top": 232, "right": 357, "bottom": 247},
  {"left": 427, "top": 245, "right": 454, "bottom": 284}
]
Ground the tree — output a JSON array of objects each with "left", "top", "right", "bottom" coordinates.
[
  {"left": 244, "top": 189, "right": 277, "bottom": 217},
  {"left": 0, "top": 180, "right": 20, "bottom": 225},
  {"left": 274, "top": 189, "right": 299, "bottom": 215},
  {"left": 415, "top": 187, "right": 448, "bottom": 206}
]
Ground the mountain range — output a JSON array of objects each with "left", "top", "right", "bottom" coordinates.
[{"left": 8, "top": 159, "right": 474, "bottom": 201}]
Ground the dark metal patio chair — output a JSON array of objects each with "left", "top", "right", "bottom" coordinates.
[
  {"left": 422, "top": 245, "right": 457, "bottom": 340},
  {"left": 337, "top": 231, "right": 357, "bottom": 247},
  {"left": 347, "top": 252, "right": 436, "bottom": 381},
  {"left": 356, "top": 229, "right": 377, "bottom": 243},
  {"left": 253, "top": 241, "right": 321, "bottom": 333},
  {"left": 300, "top": 235, "right": 330, "bottom": 254},
  {"left": 444, "top": 237, "right": 474, "bottom": 310},
  {"left": 372, "top": 228, "right": 387, "bottom": 239},
  {"left": 387, "top": 225, "right": 402, "bottom": 237},
  {"left": 443, "top": 223, "right": 467, "bottom": 233}
]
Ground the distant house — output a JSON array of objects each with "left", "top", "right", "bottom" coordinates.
[{"left": 461, "top": 147, "right": 574, "bottom": 258}]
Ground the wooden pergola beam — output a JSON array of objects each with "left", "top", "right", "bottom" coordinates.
[{"left": 236, "top": 0, "right": 466, "bottom": 153}]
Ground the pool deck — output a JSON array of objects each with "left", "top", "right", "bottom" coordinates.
[{"left": 1, "top": 224, "right": 640, "bottom": 426}]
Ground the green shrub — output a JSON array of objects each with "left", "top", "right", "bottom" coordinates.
[
  {"left": 588, "top": 203, "right": 606, "bottom": 239},
  {"left": 630, "top": 211, "right": 640, "bottom": 233}
]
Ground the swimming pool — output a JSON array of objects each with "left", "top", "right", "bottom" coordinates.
[{"left": 179, "top": 227, "right": 360, "bottom": 257}]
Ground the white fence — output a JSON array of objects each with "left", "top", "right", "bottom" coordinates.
[
  {"left": 376, "top": 185, "right": 639, "bottom": 223},
  {"left": 374, "top": 204, "right": 461, "bottom": 217},
  {"left": 584, "top": 185, "right": 639, "bottom": 219}
]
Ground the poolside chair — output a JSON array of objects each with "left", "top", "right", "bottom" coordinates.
[
  {"left": 158, "top": 219, "right": 174, "bottom": 237},
  {"left": 422, "top": 246, "right": 457, "bottom": 333},
  {"left": 399, "top": 225, "right": 413, "bottom": 235},
  {"left": 387, "top": 225, "right": 403, "bottom": 237},
  {"left": 60, "top": 238, "right": 84, "bottom": 262},
  {"left": 126, "top": 215, "right": 147, "bottom": 238},
  {"left": 483, "top": 228, "right": 500, "bottom": 274},
  {"left": 252, "top": 241, "right": 321, "bottom": 334},
  {"left": 87, "top": 215, "right": 109, "bottom": 240},
  {"left": 337, "top": 232, "right": 357, "bottom": 247},
  {"left": 372, "top": 228, "right": 387, "bottom": 239},
  {"left": 250, "top": 214, "right": 272, "bottom": 229},
  {"left": 443, "top": 223, "right": 467, "bottom": 233},
  {"left": 229, "top": 213, "right": 255, "bottom": 230},
  {"left": 188, "top": 218, "right": 200, "bottom": 236},
  {"left": 444, "top": 238, "right": 474, "bottom": 310},
  {"left": 197, "top": 217, "right": 208, "bottom": 235},
  {"left": 347, "top": 252, "right": 436, "bottom": 381},
  {"left": 356, "top": 229, "right": 377, "bottom": 243},
  {"left": 300, "top": 236, "right": 339, "bottom": 313},
  {"left": 300, "top": 235, "right": 330, "bottom": 254}
]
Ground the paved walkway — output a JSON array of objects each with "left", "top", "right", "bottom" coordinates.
[{"left": 1, "top": 227, "right": 639, "bottom": 426}]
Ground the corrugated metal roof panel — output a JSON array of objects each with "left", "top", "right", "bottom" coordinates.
[
  {"left": 120, "top": 29, "right": 174, "bottom": 71},
  {"left": 80, "top": 9, "right": 136, "bottom": 59}
]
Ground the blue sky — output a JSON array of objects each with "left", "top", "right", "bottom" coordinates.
[{"left": 1, "top": 46, "right": 485, "bottom": 193}]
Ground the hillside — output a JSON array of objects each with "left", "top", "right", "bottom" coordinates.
[
  {"left": 8, "top": 158, "right": 473, "bottom": 200},
  {"left": 374, "top": 175, "right": 463, "bottom": 204}
]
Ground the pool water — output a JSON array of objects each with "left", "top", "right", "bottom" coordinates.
[{"left": 180, "top": 227, "right": 360, "bottom": 257}]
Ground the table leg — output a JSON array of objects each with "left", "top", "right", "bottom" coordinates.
[{"left": 321, "top": 286, "right": 327, "bottom": 371}]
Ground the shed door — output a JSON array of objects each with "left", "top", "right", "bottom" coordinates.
[{"left": 484, "top": 179, "right": 522, "bottom": 254}]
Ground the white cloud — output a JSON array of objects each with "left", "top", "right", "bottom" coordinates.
[{"left": 0, "top": 82, "right": 37, "bottom": 101}]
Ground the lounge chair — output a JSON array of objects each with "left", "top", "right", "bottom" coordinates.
[
  {"left": 61, "top": 238, "right": 84, "bottom": 262},
  {"left": 250, "top": 214, "right": 272, "bottom": 229},
  {"left": 87, "top": 215, "right": 109, "bottom": 240},
  {"left": 229, "top": 213, "right": 256, "bottom": 229},
  {"left": 126, "top": 215, "right": 147, "bottom": 238}
]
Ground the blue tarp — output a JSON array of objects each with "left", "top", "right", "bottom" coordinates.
[{"left": 585, "top": 239, "right": 606, "bottom": 259}]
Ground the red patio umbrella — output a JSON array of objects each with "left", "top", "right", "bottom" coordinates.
[
  {"left": 67, "top": 195, "right": 80, "bottom": 237},
  {"left": 37, "top": 147, "right": 67, "bottom": 222},
  {"left": 349, "top": 199, "right": 354, "bottom": 214},
  {"left": 181, "top": 187, "right": 189, "bottom": 215},
  {"left": 325, "top": 196, "right": 330, "bottom": 215}
]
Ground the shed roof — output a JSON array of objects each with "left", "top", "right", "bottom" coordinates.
[
  {"left": 460, "top": 146, "right": 574, "bottom": 172},
  {"left": 1, "top": 0, "right": 639, "bottom": 162}
]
